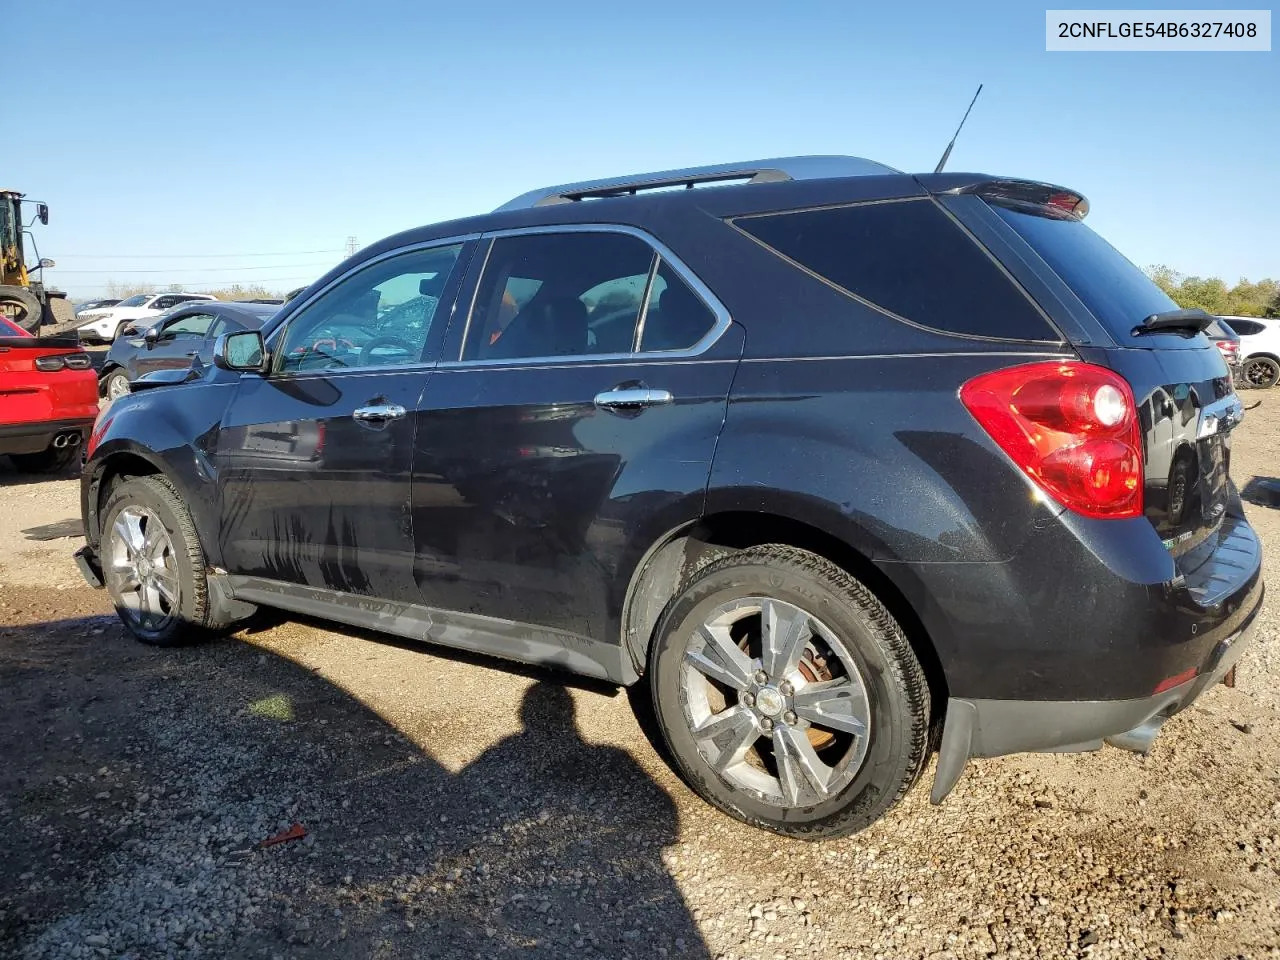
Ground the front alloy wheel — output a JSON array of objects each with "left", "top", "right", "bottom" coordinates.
[
  {"left": 105, "top": 504, "right": 180, "bottom": 636},
  {"left": 98, "top": 475, "right": 246, "bottom": 646}
]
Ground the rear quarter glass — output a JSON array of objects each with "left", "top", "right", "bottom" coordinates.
[{"left": 732, "top": 198, "right": 1059, "bottom": 342}]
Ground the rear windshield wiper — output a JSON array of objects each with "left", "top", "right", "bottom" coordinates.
[{"left": 1135, "top": 308, "right": 1215, "bottom": 334}]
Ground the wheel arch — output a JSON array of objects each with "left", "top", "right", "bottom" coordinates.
[
  {"left": 84, "top": 444, "right": 167, "bottom": 546},
  {"left": 620, "top": 508, "right": 949, "bottom": 721}
]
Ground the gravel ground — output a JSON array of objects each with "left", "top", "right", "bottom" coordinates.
[{"left": 2, "top": 400, "right": 1280, "bottom": 959}]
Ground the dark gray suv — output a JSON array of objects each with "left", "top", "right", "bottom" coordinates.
[{"left": 76, "top": 156, "right": 1262, "bottom": 838}]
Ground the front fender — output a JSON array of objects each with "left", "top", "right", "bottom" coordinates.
[{"left": 82, "top": 380, "right": 237, "bottom": 565}]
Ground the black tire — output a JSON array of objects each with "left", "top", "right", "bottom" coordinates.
[
  {"left": 1243, "top": 356, "right": 1280, "bottom": 390},
  {"left": 99, "top": 475, "right": 238, "bottom": 646},
  {"left": 9, "top": 443, "right": 79, "bottom": 474},
  {"left": 0, "top": 285, "right": 44, "bottom": 332},
  {"left": 102, "top": 368, "right": 131, "bottom": 400},
  {"left": 648, "top": 544, "right": 930, "bottom": 839}
]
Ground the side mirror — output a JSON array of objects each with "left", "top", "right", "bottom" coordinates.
[
  {"left": 37, "top": 203, "right": 49, "bottom": 226},
  {"left": 38, "top": 258, "right": 55, "bottom": 269},
  {"left": 143, "top": 326, "right": 159, "bottom": 350},
  {"left": 214, "top": 330, "right": 268, "bottom": 373}
]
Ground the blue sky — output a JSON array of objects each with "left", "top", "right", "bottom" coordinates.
[{"left": 12, "top": 0, "right": 1276, "bottom": 297}]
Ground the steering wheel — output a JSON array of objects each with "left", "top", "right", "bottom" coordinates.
[{"left": 360, "top": 335, "right": 416, "bottom": 366}]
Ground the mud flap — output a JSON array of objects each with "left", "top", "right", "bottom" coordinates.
[{"left": 73, "top": 545, "right": 104, "bottom": 588}]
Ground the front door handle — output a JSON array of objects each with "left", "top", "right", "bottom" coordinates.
[
  {"left": 594, "top": 387, "right": 673, "bottom": 412},
  {"left": 353, "top": 403, "right": 407, "bottom": 423}
]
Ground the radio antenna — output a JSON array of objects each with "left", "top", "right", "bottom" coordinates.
[{"left": 933, "top": 84, "right": 984, "bottom": 174}]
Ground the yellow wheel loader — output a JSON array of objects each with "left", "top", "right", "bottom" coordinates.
[{"left": 1, "top": 189, "right": 61, "bottom": 332}]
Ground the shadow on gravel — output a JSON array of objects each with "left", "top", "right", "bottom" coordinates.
[
  {"left": 1241, "top": 476, "right": 1280, "bottom": 509},
  {"left": 0, "top": 603, "right": 709, "bottom": 959},
  {"left": 0, "top": 463, "right": 80, "bottom": 488}
]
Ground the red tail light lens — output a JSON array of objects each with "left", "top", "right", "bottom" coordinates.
[{"left": 960, "top": 361, "right": 1143, "bottom": 519}]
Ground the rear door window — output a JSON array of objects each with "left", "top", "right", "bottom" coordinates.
[
  {"left": 464, "top": 232, "right": 656, "bottom": 361},
  {"left": 462, "top": 232, "right": 722, "bottom": 361},
  {"left": 989, "top": 202, "right": 1180, "bottom": 343},
  {"left": 734, "top": 198, "right": 1057, "bottom": 342}
]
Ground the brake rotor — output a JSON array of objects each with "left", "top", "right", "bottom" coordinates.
[{"left": 797, "top": 652, "right": 837, "bottom": 750}]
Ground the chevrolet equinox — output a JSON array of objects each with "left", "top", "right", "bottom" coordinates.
[{"left": 75, "top": 156, "right": 1263, "bottom": 838}]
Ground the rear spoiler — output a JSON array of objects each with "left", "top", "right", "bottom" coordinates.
[
  {"left": 916, "top": 173, "right": 1090, "bottom": 219},
  {"left": 0, "top": 334, "right": 83, "bottom": 349}
]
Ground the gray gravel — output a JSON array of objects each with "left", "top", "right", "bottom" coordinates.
[{"left": 3, "top": 398, "right": 1280, "bottom": 959}]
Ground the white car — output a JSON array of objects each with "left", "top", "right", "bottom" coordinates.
[
  {"left": 1221, "top": 315, "right": 1280, "bottom": 388},
  {"left": 75, "top": 293, "right": 217, "bottom": 343}
]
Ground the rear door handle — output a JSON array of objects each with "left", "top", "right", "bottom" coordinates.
[
  {"left": 353, "top": 403, "right": 407, "bottom": 423},
  {"left": 594, "top": 387, "right": 673, "bottom": 411}
]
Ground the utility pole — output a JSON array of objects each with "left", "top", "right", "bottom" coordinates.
[{"left": 345, "top": 236, "right": 359, "bottom": 258}]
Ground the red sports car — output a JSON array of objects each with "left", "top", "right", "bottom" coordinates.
[{"left": 0, "top": 315, "right": 99, "bottom": 472}]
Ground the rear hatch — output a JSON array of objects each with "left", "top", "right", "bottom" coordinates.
[{"left": 983, "top": 197, "right": 1245, "bottom": 594}]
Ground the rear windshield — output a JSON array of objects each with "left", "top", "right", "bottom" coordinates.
[{"left": 990, "top": 202, "right": 1178, "bottom": 340}]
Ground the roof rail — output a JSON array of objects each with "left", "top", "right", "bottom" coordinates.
[{"left": 494, "top": 155, "right": 901, "bottom": 212}]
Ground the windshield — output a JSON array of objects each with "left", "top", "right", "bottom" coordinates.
[
  {"left": 117, "top": 295, "right": 151, "bottom": 307},
  {"left": 991, "top": 202, "right": 1178, "bottom": 342}
]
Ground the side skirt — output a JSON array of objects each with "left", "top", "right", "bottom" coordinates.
[{"left": 226, "top": 575, "right": 639, "bottom": 686}]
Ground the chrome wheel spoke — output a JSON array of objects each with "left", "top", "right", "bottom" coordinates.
[
  {"left": 774, "top": 723, "right": 834, "bottom": 805},
  {"left": 110, "top": 562, "right": 141, "bottom": 592},
  {"left": 792, "top": 678, "right": 869, "bottom": 736},
  {"left": 692, "top": 704, "right": 761, "bottom": 774},
  {"left": 154, "top": 572, "right": 178, "bottom": 609},
  {"left": 686, "top": 622, "right": 755, "bottom": 692},
  {"left": 142, "top": 524, "right": 167, "bottom": 561},
  {"left": 113, "top": 511, "right": 146, "bottom": 554},
  {"left": 138, "top": 580, "right": 156, "bottom": 620},
  {"left": 760, "top": 598, "right": 809, "bottom": 680}
]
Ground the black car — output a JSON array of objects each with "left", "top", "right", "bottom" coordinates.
[
  {"left": 98, "top": 301, "right": 278, "bottom": 400},
  {"left": 74, "top": 156, "right": 1262, "bottom": 839}
]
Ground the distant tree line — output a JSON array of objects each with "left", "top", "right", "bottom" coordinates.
[
  {"left": 102, "top": 280, "right": 285, "bottom": 301},
  {"left": 1146, "top": 266, "right": 1279, "bottom": 318}
]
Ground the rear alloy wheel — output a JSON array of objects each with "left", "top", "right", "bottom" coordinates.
[
  {"left": 649, "top": 544, "right": 930, "bottom": 839},
  {"left": 103, "top": 369, "right": 131, "bottom": 400},
  {"left": 1243, "top": 356, "right": 1280, "bottom": 389},
  {"left": 100, "top": 475, "right": 237, "bottom": 646}
]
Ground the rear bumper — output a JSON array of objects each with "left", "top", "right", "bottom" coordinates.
[
  {"left": 930, "top": 586, "right": 1262, "bottom": 803},
  {"left": 0, "top": 417, "right": 94, "bottom": 456}
]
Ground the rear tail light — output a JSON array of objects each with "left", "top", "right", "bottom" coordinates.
[
  {"left": 1215, "top": 340, "right": 1239, "bottom": 362},
  {"left": 961, "top": 361, "right": 1143, "bottom": 519},
  {"left": 34, "top": 353, "right": 92, "bottom": 371}
]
